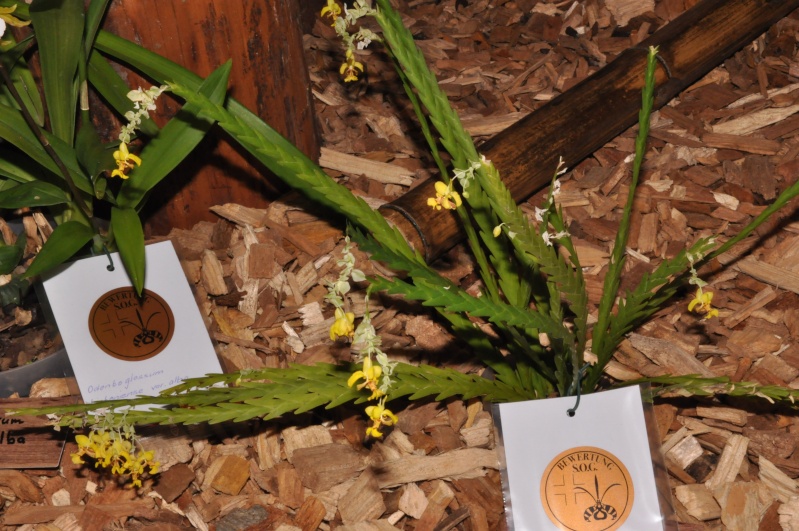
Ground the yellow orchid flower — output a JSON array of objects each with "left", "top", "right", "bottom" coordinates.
[
  {"left": 330, "top": 307, "right": 355, "bottom": 341},
  {"left": 347, "top": 356, "right": 384, "bottom": 400},
  {"left": 110, "top": 142, "right": 142, "bottom": 179},
  {"left": 0, "top": 5, "right": 30, "bottom": 40},
  {"left": 427, "top": 181, "right": 462, "bottom": 211},
  {"left": 320, "top": 0, "right": 341, "bottom": 25},
  {"left": 365, "top": 400, "right": 398, "bottom": 438},
  {"left": 688, "top": 288, "right": 719, "bottom": 320},
  {"left": 340, "top": 49, "right": 364, "bottom": 82}
]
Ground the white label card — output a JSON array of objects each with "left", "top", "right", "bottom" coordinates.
[
  {"left": 42, "top": 241, "right": 222, "bottom": 403},
  {"left": 495, "top": 386, "right": 665, "bottom": 530}
]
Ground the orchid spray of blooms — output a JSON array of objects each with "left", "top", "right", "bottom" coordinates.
[
  {"left": 0, "top": 1, "right": 223, "bottom": 300},
  {"left": 16, "top": 0, "right": 799, "bottom": 452}
]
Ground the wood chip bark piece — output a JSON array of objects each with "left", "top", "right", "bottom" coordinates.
[
  {"left": 320, "top": 148, "right": 414, "bottom": 186},
  {"left": 292, "top": 443, "right": 366, "bottom": 493},
  {"left": 705, "top": 434, "right": 749, "bottom": 491},
  {"left": 627, "top": 333, "right": 714, "bottom": 377},
  {"left": 666, "top": 434, "right": 703, "bottom": 470},
  {"left": 714, "top": 482, "right": 762, "bottom": 531},
  {"left": 413, "top": 480, "right": 455, "bottom": 531},
  {"left": 0, "top": 470, "right": 42, "bottom": 503},
  {"left": 695, "top": 406, "right": 748, "bottom": 427},
  {"left": 283, "top": 425, "right": 334, "bottom": 462},
  {"left": 294, "top": 496, "right": 327, "bottom": 531},
  {"left": 759, "top": 455, "right": 799, "bottom": 503},
  {"left": 202, "top": 249, "right": 228, "bottom": 296},
  {"left": 372, "top": 448, "right": 498, "bottom": 489},
  {"left": 276, "top": 462, "right": 306, "bottom": 509},
  {"left": 154, "top": 463, "right": 196, "bottom": 503},
  {"left": 210, "top": 204, "right": 267, "bottom": 228},
  {"left": 398, "top": 483, "right": 429, "bottom": 519},
  {"left": 712, "top": 103, "right": 799, "bottom": 135},
  {"left": 674, "top": 484, "right": 722, "bottom": 521},
  {"left": 338, "top": 469, "right": 386, "bottom": 524},
  {"left": 203, "top": 455, "right": 250, "bottom": 495},
  {"left": 735, "top": 256, "right": 799, "bottom": 295}
]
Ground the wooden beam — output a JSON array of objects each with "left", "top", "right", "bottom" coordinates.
[{"left": 380, "top": 0, "right": 799, "bottom": 262}]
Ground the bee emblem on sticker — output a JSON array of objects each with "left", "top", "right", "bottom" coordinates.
[
  {"left": 540, "top": 446, "right": 633, "bottom": 531},
  {"left": 88, "top": 287, "right": 175, "bottom": 361},
  {"left": 579, "top": 475, "right": 619, "bottom": 522}
]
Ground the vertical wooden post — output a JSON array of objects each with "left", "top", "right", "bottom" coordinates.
[{"left": 103, "top": 0, "right": 319, "bottom": 235}]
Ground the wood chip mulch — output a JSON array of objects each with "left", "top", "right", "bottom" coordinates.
[{"left": 3, "top": 0, "right": 799, "bottom": 529}]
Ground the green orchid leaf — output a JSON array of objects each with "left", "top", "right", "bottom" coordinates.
[
  {"left": 94, "top": 31, "right": 273, "bottom": 155},
  {"left": 0, "top": 276, "right": 30, "bottom": 306},
  {"left": 0, "top": 230, "right": 26, "bottom": 275},
  {"left": 0, "top": 181, "right": 70, "bottom": 208},
  {"left": 117, "top": 60, "right": 231, "bottom": 209},
  {"left": 93, "top": 175, "right": 108, "bottom": 200},
  {"left": 0, "top": 35, "right": 45, "bottom": 127},
  {"left": 87, "top": 51, "right": 159, "bottom": 138},
  {"left": 0, "top": 145, "right": 47, "bottom": 183},
  {"left": 44, "top": 130, "right": 94, "bottom": 196},
  {"left": 23, "top": 220, "right": 94, "bottom": 279},
  {"left": 0, "top": 103, "right": 93, "bottom": 195},
  {"left": 29, "top": 0, "right": 84, "bottom": 145},
  {"left": 84, "top": 0, "right": 111, "bottom": 55},
  {"left": 76, "top": 119, "right": 111, "bottom": 180},
  {"left": 110, "top": 206, "right": 145, "bottom": 294}
]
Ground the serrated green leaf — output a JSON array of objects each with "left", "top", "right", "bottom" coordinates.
[
  {"left": 10, "top": 362, "right": 532, "bottom": 427},
  {"left": 370, "top": 275, "right": 574, "bottom": 346}
]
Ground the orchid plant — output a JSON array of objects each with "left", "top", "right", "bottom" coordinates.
[
  {"left": 13, "top": 0, "right": 799, "bottom": 485},
  {"left": 0, "top": 0, "right": 234, "bottom": 300}
]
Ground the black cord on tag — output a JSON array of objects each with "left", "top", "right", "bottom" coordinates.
[
  {"left": 567, "top": 381, "right": 581, "bottom": 417},
  {"left": 566, "top": 364, "right": 590, "bottom": 417},
  {"left": 103, "top": 245, "right": 115, "bottom": 271}
]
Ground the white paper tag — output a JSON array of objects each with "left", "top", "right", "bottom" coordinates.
[
  {"left": 42, "top": 240, "right": 222, "bottom": 403},
  {"left": 495, "top": 386, "right": 665, "bottom": 530}
]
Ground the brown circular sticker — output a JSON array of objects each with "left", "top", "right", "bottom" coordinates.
[
  {"left": 88, "top": 287, "right": 175, "bottom": 361},
  {"left": 540, "top": 446, "right": 634, "bottom": 531}
]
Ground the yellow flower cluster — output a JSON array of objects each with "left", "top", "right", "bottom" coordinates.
[
  {"left": 71, "top": 429, "right": 160, "bottom": 488},
  {"left": 110, "top": 142, "right": 142, "bottom": 179},
  {"left": 330, "top": 308, "right": 355, "bottom": 341},
  {"left": 688, "top": 288, "right": 719, "bottom": 320},
  {"left": 347, "top": 356, "right": 384, "bottom": 400},
  {"left": 365, "top": 398, "right": 398, "bottom": 438},
  {"left": 340, "top": 49, "right": 364, "bottom": 83},
  {"left": 321, "top": 0, "right": 342, "bottom": 24},
  {"left": 322, "top": 0, "right": 377, "bottom": 83},
  {"left": 427, "top": 181, "right": 462, "bottom": 211}
]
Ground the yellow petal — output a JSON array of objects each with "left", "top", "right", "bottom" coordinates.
[{"left": 347, "top": 371, "right": 365, "bottom": 387}]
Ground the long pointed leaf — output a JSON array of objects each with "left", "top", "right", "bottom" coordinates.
[
  {"left": 29, "top": 0, "right": 84, "bottom": 144},
  {"left": 110, "top": 206, "right": 145, "bottom": 294},
  {"left": 117, "top": 61, "right": 231, "bottom": 208},
  {"left": 84, "top": 0, "right": 110, "bottom": 55},
  {"left": 0, "top": 103, "right": 92, "bottom": 194},
  {"left": 0, "top": 230, "right": 26, "bottom": 275},
  {"left": 87, "top": 51, "right": 159, "bottom": 137},
  {"left": 23, "top": 220, "right": 94, "bottom": 278},
  {"left": 0, "top": 180, "right": 70, "bottom": 208}
]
